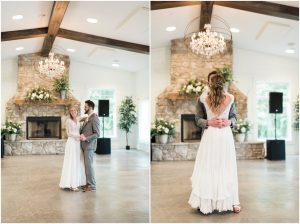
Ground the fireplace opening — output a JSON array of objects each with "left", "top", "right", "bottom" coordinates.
[
  {"left": 26, "top": 116, "right": 61, "bottom": 139},
  {"left": 181, "top": 114, "right": 202, "bottom": 142}
]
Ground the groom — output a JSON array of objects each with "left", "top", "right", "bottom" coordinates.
[
  {"left": 195, "top": 71, "right": 237, "bottom": 136},
  {"left": 80, "top": 100, "right": 100, "bottom": 192}
]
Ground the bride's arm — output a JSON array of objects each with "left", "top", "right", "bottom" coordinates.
[{"left": 66, "top": 119, "right": 79, "bottom": 139}]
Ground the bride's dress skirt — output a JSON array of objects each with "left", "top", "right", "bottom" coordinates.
[
  {"left": 188, "top": 126, "right": 240, "bottom": 214},
  {"left": 59, "top": 137, "right": 86, "bottom": 188}
]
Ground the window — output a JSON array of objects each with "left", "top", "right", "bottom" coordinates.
[
  {"left": 256, "top": 82, "right": 291, "bottom": 141},
  {"left": 88, "top": 89, "right": 116, "bottom": 138}
]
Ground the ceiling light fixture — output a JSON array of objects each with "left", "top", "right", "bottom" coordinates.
[
  {"left": 230, "top": 27, "right": 240, "bottom": 33},
  {"left": 166, "top": 26, "right": 176, "bottom": 32},
  {"left": 112, "top": 61, "right": 120, "bottom": 67},
  {"left": 16, "top": 47, "right": 24, "bottom": 51},
  {"left": 285, "top": 49, "right": 295, "bottom": 54},
  {"left": 12, "top": 15, "right": 23, "bottom": 20},
  {"left": 86, "top": 18, "right": 98, "bottom": 24},
  {"left": 184, "top": 15, "right": 232, "bottom": 60},
  {"left": 67, "top": 48, "right": 75, "bottom": 52},
  {"left": 39, "top": 52, "right": 65, "bottom": 77}
]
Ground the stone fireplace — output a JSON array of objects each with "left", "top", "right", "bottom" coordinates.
[{"left": 4, "top": 53, "right": 80, "bottom": 156}]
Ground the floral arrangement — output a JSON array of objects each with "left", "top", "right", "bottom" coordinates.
[
  {"left": 26, "top": 87, "right": 53, "bottom": 102},
  {"left": 53, "top": 76, "right": 70, "bottom": 92},
  {"left": 215, "top": 64, "right": 234, "bottom": 84},
  {"left": 151, "top": 118, "right": 175, "bottom": 136},
  {"left": 1, "top": 120, "right": 22, "bottom": 135},
  {"left": 293, "top": 95, "right": 299, "bottom": 131},
  {"left": 232, "top": 118, "right": 251, "bottom": 134},
  {"left": 179, "top": 79, "right": 206, "bottom": 96}
]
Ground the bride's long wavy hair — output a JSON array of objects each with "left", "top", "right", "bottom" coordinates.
[{"left": 207, "top": 71, "right": 226, "bottom": 114}]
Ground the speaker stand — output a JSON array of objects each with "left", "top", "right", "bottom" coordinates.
[{"left": 274, "top": 111, "right": 277, "bottom": 140}]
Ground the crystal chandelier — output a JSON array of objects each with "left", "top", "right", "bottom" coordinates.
[
  {"left": 190, "top": 24, "right": 226, "bottom": 58},
  {"left": 39, "top": 52, "right": 65, "bottom": 77},
  {"left": 184, "top": 15, "right": 232, "bottom": 60}
]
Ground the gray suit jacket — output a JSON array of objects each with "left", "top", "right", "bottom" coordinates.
[
  {"left": 195, "top": 97, "right": 237, "bottom": 137},
  {"left": 80, "top": 113, "right": 100, "bottom": 150}
]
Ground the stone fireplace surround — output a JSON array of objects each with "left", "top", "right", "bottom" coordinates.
[{"left": 4, "top": 53, "right": 80, "bottom": 156}]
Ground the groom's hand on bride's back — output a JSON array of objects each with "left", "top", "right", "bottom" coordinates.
[{"left": 208, "top": 118, "right": 223, "bottom": 128}]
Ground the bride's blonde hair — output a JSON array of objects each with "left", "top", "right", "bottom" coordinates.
[{"left": 207, "top": 73, "right": 226, "bottom": 114}]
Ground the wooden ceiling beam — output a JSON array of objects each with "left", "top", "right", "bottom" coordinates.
[
  {"left": 200, "top": 1, "right": 214, "bottom": 30},
  {"left": 41, "top": 1, "right": 69, "bottom": 56},
  {"left": 1, "top": 28, "right": 48, "bottom": 41},
  {"left": 151, "top": 1, "right": 299, "bottom": 20},
  {"left": 215, "top": 1, "right": 298, "bottom": 21},
  {"left": 57, "top": 28, "right": 149, "bottom": 54}
]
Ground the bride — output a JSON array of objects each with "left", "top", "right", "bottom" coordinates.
[
  {"left": 59, "top": 106, "right": 86, "bottom": 191},
  {"left": 188, "top": 72, "right": 241, "bottom": 214}
]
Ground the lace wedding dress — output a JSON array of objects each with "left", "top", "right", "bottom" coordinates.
[
  {"left": 188, "top": 93, "right": 240, "bottom": 214},
  {"left": 59, "top": 118, "right": 86, "bottom": 188}
]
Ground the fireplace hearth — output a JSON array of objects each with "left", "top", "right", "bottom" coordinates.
[
  {"left": 26, "top": 116, "right": 61, "bottom": 139},
  {"left": 181, "top": 114, "right": 202, "bottom": 142}
]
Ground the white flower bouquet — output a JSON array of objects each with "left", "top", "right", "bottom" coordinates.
[
  {"left": 26, "top": 87, "right": 53, "bottom": 102},
  {"left": 179, "top": 79, "right": 206, "bottom": 96},
  {"left": 151, "top": 118, "right": 175, "bottom": 136},
  {"left": 1, "top": 120, "right": 22, "bottom": 135},
  {"left": 232, "top": 118, "right": 251, "bottom": 134}
]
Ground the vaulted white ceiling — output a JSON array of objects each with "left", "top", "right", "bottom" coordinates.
[
  {"left": 1, "top": 1, "right": 150, "bottom": 72},
  {"left": 151, "top": 1, "right": 299, "bottom": 59}
]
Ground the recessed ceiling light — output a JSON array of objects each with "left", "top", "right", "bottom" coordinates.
[
  {"left": 12, "top": 15, "right": 23, "bottom": 20},
  {"left": 230, "top": 27, "right": 240, "bottom": 33},
  {"left": 67, "top": 48, "right": 75, "bottom": 52},
  {"left": 166, "top": 26, "right": 176, "bottom": 32},
  {"left": 86, "top": 18, "right": 98, "bottom": 24},
  {"left": 16, "top": 47, "right": 24, "bottom": 51},
  {"left": 285, "top": 49, "right": 295, "bottom": 54},
  {"left": 112, "top": 61, "right": 120, "bottom": 67}
]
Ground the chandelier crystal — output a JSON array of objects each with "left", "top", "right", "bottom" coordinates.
[
  {"left": 190, "top": 24, "right": 226, "bottom": 58},
  {"left": 184, "top": 15, "right": 232, "bottom": 60},
  {"left": 39, "top": 52, "right": 65, "bottom": 77}
]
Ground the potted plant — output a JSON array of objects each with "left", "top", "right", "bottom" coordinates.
[
  {"left": 2, "top": 120, "right": 22, "bottom": 141},
  {"left": 118, "top": 96, "right": 137, "bottom": 150},
  {"left": 151, "top": 118, "right": 175, "bottom": 144},
  {"left": 53, "top": 76, "right": 70, "bottom": 99},
  {"left": 232, "top": 118, "right": 251, "bottom": 143},
  {"left": 215, "top": 64, "right": 234, "bottom": 91}
]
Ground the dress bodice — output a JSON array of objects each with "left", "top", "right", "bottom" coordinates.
[
  {"left": 66, "top": 118, "right": 80, "bottom": 137},
  {"left": 200, "top": 92, "right": 234, "bottom": 119}
]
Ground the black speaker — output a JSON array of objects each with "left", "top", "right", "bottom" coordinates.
[
  {"left": 98, "top": 100, "right": 109, "bottom": 117},
  {"left": 96, "top": 138, "right": 111, "bottom": 154},
  {"left": 269, "top": 92, "right": 283, "bottom": 113},
  {"left": 266, "top": 140, "right": 285, "bottom": 160}
]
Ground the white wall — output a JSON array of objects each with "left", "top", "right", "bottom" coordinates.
[
  {"left": 135, "top": 66, "right": 150, "bottom": 152},
  {"left": 233, "top": 48, "right": 299, "bottom": 155},
  {"left": 151, "top": 47, "right": 171, "bottom": 121},
  {"left": 69, "top": 60, "right": 140, "bottom": 150},
  {"left": 1, "top": 58, "right": 18, "bottom": 123}
]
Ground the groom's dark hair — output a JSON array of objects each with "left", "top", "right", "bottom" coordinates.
[{"left": 85, "top": 100, "right": 95, "bottom": 110}]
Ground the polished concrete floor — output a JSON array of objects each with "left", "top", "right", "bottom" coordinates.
[
  {"left": 151, "top": 156, "right": 299, "bottom": 223},
  {"left": 1, "top": 149, "right": 149, "bottom": 223}
]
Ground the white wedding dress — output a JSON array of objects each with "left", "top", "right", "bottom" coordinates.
[
  {"left": 59, "top": 118, "right": 86, "bottom": 188},
  {"left": 188, "top": 93, "right": 240, "bottom": 214}
]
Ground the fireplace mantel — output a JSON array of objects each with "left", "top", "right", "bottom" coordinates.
[
  {"left": 14, "top": 98, "right": 79, "bottom": 107},
  {"left": 164, "top": 92, "right": 198, "bottom": 101}
]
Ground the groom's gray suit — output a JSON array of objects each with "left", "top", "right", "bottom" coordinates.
[
  {"left": 195, "top": 96, "right": 237, "bottom": 137},
  {"left": 80, "top": 113, "right": 100, "bottom": 190}
]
